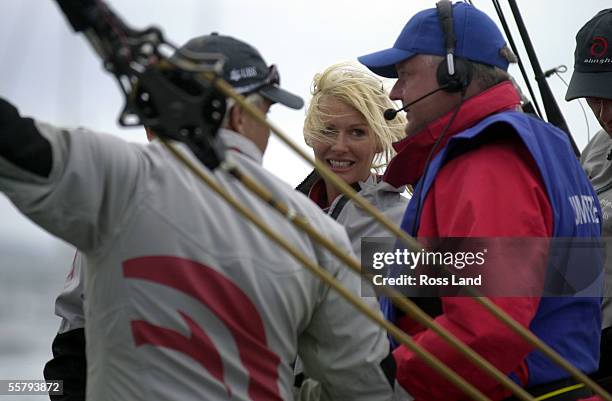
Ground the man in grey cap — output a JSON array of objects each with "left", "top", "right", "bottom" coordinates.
[
  {"left": 566, "top": 8, "right": 612, "bottom": 390},
  {"left": 2, "top": 33, "right": 395, "bottom": 401}
]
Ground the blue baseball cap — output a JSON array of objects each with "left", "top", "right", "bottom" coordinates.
[{"left": 358, "top": 2, "right": 509, "bottom": 78}]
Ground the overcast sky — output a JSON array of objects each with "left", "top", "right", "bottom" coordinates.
[{"left": 0, "top": 0, "right": 610, "bottom": 255}]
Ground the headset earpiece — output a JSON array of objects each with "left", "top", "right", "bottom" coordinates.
[
  {"left": 435, "top": 0, "right": 472, "bottom": 93},
  {"left": 436, "top": 56, "right": 472, "bottom": 93}
]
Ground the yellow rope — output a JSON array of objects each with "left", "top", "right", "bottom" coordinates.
[
  {"left": 221, "top": 160, "right": 535, "bottom": 401},
  {"left": 160, "top": 138, "right": 493, "bottom": 401},
  {"left": 192, "top": 70, "right": 612, "bottom": 401},
  {"left": 535, "top": 384, "right": 585, "bottom": 401}
]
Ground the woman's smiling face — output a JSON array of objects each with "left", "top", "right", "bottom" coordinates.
[{"left": 311, "top": 96, "right": 380, "bottom": 187}]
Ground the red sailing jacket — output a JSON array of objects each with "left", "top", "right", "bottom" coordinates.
[{"left": 384, "top": 81, "right": 553, "bottom": 401}]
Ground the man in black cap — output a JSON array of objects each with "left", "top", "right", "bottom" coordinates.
[
  {"left": 2, "top": 33, "right": 396, "bottom": 401},
  {"left": 566, "top": 9, "right": 612, "bottom": 390},
  {"left": 43, "top": 34, "right": 308, "bottom": 401}
]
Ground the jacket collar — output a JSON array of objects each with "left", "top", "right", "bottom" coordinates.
[
  {"left": 218, "top": 128, "right": 264, "bottom": 165},
  {"left": 296, "top": 170, "right": 383, "bottom": 208},
  {"left": 296, "top": 169, "right": 405, "bottom": 209},
  {"left": 383, "top": 81, "right": 521, "bottom": 187}
]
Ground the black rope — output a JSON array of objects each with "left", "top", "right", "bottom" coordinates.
[
  {"left": 553, "top": 70, "right": 591, "bottom": 143},
  {"left": 491, "top": 0, "right": 543, "bottom": 119},
  {"left": 507, "top": 0, "right": 580, "bottom": 157}
]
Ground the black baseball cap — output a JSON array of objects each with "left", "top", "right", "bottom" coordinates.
[
  {"left": 566, "top": 9, "right": 612, "bottom": 101},
  {"left": 174, "top": 33, "right": 304, "bottom": 109}
]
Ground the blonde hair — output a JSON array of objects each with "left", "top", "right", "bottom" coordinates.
[{"left": 303, "top": 62, "right": 406, "bottom": 172}]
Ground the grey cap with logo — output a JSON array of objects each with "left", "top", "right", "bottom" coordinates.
[{"left": 566, "top": 9, "right": 612, "bottom": 101}]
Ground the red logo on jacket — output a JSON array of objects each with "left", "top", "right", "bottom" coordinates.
[
  {"left": 590, "top": 36, "right": 609, "bottom": 58},
  {"left": 123, "top": 256, "right": 282, "bottom": 401}
]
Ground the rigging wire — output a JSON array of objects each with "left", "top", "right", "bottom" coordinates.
[
  {"left": 506, "top": 0, "right": 579, "bottom": 156},
  {"left": 553, "top": 70, "right": 591, "bottom": 144},
  {"left": 491, "top": 0, "right": 543, "bottom": 119}
]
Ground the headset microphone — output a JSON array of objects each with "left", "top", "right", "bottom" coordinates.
[
  {"left": 383, "top": 85, "right": 448, "bottom": 120},
  {"left": 383, "top": 108, "right": 400, "bottom": 121}
]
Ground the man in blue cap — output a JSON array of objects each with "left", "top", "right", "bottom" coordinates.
[{"left": 360, "top": 2, "right": 602, "bottom": 401}]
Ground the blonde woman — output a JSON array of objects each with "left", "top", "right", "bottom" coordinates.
[
  {"left": 294, "top": 62, "right": 409, "bottom": 400},
  {"left": 297, "top": 62, "right": 408, "bottom": 258}
]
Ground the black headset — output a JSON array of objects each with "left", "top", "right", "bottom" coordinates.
[
  {"left": 383, "top": 0, "right": 473, "bottom": 121},
  {"left": 435, "top": 0, "right": 472, "bottom": 93}
]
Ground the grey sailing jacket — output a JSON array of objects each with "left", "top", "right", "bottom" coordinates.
[{"left": 581, "top": 129, "right": 612, "bottom": 328}]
